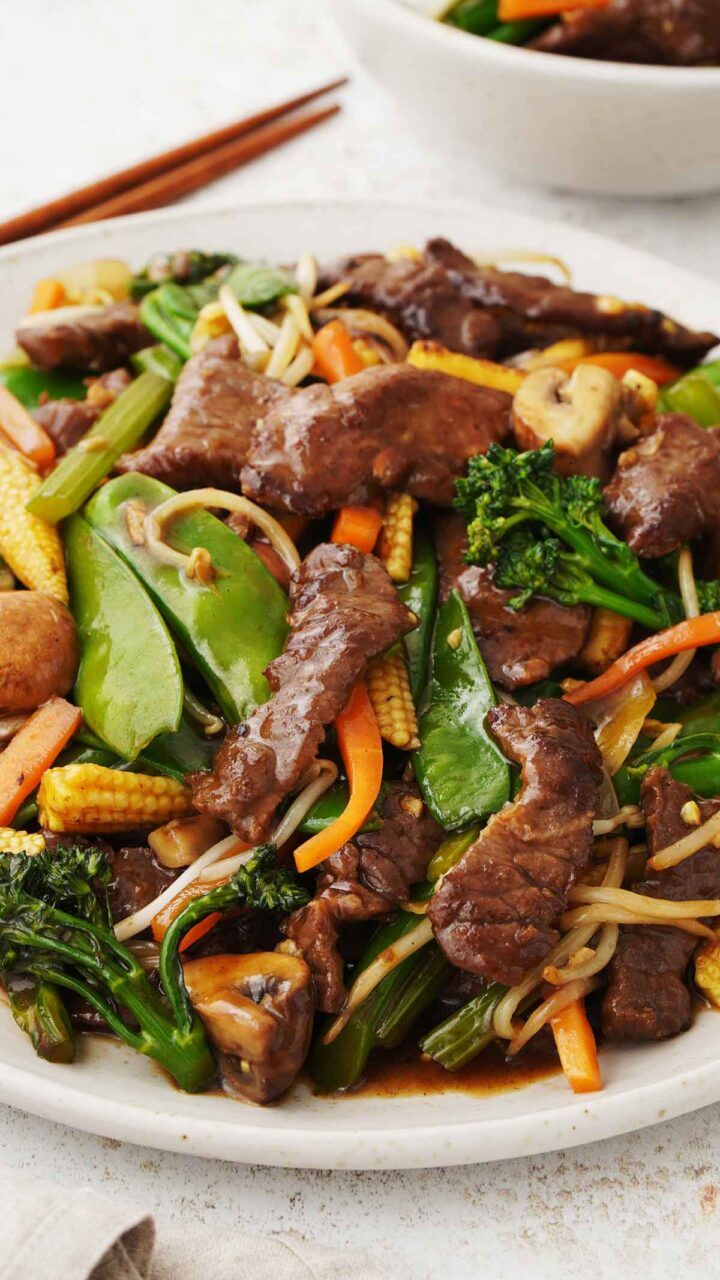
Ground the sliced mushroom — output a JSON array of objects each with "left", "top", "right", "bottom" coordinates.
[
  {"left": 148, "top": 815, "right": 227, "bottom": 868},
  {"left": 512, "top": 365, "right": 641, "bottom": 479},
  {"left": 183, "top": 951, "right": 314, "bottom": 1104}
]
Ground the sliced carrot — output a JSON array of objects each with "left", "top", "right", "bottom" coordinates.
[
  {"left": 564, "top": 613, "right": 720, "bottom": 707},
  {"left": 294, "top": 681, "right": 384, "bottom": 873},
  {"left": 178, "top": 911, "right": 223, "bottom": 953},
  {"left": 29, "top": 278, "right": 66, "bottom": 314},
  {"left": 551, "top": 999, "right": 602, "bottom": 1094},
  {"left": 0, "top": 386, "right": 56, "bottom": 469},
  {"left": 312, "top": 319, "right": 365, "bottom": 384},
  {"left": 553, "top": 351, "right": 681, "bottom": 386},
  {"left": 0, "top": 697, "right": 82, "bottom": 826},
  {"left": 331, "top": 506, "right": 383, "bottom": 553},
  {"left": 499, "top": 0, "right": 606, "bottom": 18}
]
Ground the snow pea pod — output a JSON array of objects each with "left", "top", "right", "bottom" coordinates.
[
  {"left": 413, "top": 589, "right": 510, "bottom": 829},
  {"left": 65, "top": 514, "right": 183, "bottom": 760},
  {"left": 0, "top": 363, "right": 87, "bottom": 408},
  {"left": 397, "top": 527, "right": 438, "bottom": 703},
  {"left": 85, "top": 473, "right": 289, "bottom": 723}
]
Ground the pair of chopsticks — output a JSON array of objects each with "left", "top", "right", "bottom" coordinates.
[{"left": 0, "top": 78, "right": 347, "bottom": 248}]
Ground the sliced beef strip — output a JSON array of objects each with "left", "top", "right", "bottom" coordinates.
[
  {"left": 434, "top": 513, "right": 590, "bottom": 690},
  {"left": 118, "top": 335, "right": 291, "bottom": 491},
  {"left": 106, "top": 846, "right": 177, "bottom": 923},
  {"left": 320, "top": 241, "right": 716, "bottom": 365},
  {"left": 34, "top": 368, "right": 132, "bottom": 455},
  {"left": 242, "top": 363, "right": 510, "bottom": 515},
  {"left": 189, "top": 543, "right": 416, "bottom": 842},
  {"left": 284, "top": 783, "right": 443, "bottom": 1012},
  {"left": 532, "top": 0, "right": 720, "bottom": 66},
  {"left": 426, "top": 239, "right": 717, "bottom": 365},
  {"left": 318, "top": 253, "right": 502, "bottom": 357},
  {"left": 603, "top": 414, "right": 720, "bottom": 558},
  {"left": 16, "top": 300, "right": 151, "bottom": 372},
  {"left": 602, "top": 768, "right": 720, "bottom": 1041},
  {"left": 428, "top": 699, "right": 603, "bottom": 986}
]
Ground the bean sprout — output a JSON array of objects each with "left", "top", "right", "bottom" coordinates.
[
  {"left": 295, "top": 253, "right": 318, "bottom": 302},
  {"left": 506, "top": 978, "right": 597, "bottom": 1057},
  {"left": 264, "top": 312, "right": 301, "bottom": 380},
  {"left": 592, "top": 806, "right": 644, "bottom": 835},
  {"left": 144, "top": 487, "right": 301, "bottom": 579},
  {"left": 653, "top": 548, "right": 699, "bottom": 693},
  {"left": 281, "top": 345, "right": 315, "bottom": 388},
  {"left": 218, "top": 284, "right": 268, "bottom": 369},
  {"left": 314, "top": 307, "right": 409, "bottom": 360},
  {"left": 323, "top": 917, "right": 435, "bottom": 1046}
]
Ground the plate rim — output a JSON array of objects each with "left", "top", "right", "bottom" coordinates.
[{"left": 1, "top": 194, "right": 719, "bottom": 1168}]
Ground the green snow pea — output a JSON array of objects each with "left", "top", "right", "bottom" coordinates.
[
  {"left": 85, "top": 473, "right": 289, "bottom": 723},
  {"left": 64, "top": 514, "right": 183, "bottom": 760},
  {"left": 413, "top": 589, "right": 510, "bottom": 829},
  {"left": 0, "top": 363, "right": 87, "bottom": 408}
]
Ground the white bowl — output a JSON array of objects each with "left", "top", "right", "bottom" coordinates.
[{"left": 321, "top": 0, "right": 720, "bottom": 197}]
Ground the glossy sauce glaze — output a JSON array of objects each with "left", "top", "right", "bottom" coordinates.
[{"left": 335, "top": 1038, "right": 562, "bottom": 1100}]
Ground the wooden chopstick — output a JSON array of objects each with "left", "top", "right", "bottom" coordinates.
[
  {"left": 54, "top": 103, "right": 341, "bottom": 230},
  {"left": 0, "top": 77, "right": 347, "bottom": 246}
]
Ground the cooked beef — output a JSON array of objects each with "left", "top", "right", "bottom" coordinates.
[
  {"left": 34, "top": 368, "right": 132, "bottom": 455},
  {"left": 119, "top": 335, "right": 290, "bottom": 491},
  {"left": 16, "top": 301, "right": 151, "bottom": 372},
  {"left": 428, "top": 700, "right": 603, "bottom": 985},
  {"left": 426, "top": 239, "right": 717, "bottom": 365},
  {"left": 532, "top": 0, "right": 720, "bottom": 66},
  {"left": 434, "top": 513, "right": 590, "bottom": 689},
  {"left": 106, "top": 846, "right": 176, "bottom": 922},
  {"left": 318, "top": 253, "right": 502, "bottom": 356},
  {"left": 284, "top": 783, "right": 443, "bottom": 1012},
  {"left": 320, "top": 240, "right": 716, "bottom": 365},
  {"left": 189, "top": 543, "right": 415, "bottom": 841},
  {"left": 603, "top": 415, "right": 720, "bottom": 557},
  {"left": 242, "top": 364, "right": 510, "bottom": 515},
  {"left": 602, "top": 768, "right": 720, "bottom": 1040}
]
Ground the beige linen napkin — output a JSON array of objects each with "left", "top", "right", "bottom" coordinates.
[{"left": 0, "top": 1171, "right": 393, "bottom": 1280}]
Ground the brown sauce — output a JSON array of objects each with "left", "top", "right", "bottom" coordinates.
[{"left": 334, "top": 1037, "right": 562, "bottom": 1100}]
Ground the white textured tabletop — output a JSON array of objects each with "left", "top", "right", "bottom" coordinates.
[{"left": 2, "top": 2, "right": 720, "bottom": 1276}]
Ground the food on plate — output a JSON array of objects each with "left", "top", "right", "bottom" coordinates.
[
  {"left": 441, "top": 0, "right": 720, "bottom": 67},
  {"left": 2, "top": 236, "right": 720, "bottom": 1107}
]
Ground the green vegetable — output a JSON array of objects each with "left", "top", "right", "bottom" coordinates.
[
  {"left": 131, "top": 344, "right": 183, "bottom": 381},
  {"left": 0, "top": 844, "right": 215, "bottom": 1092},
  {"left": 414, "top": 590, "right": 510, "bottom": 829},
  {"left": 297, "top": 780, "right": 384, "bottom": 836},
  {"left": 455, "top": 441, "right": 678, "bottom": 631},
  {"left": 0, "top": 363, "right": 87, "bottom": 408},
  {"left": 130, "top": 251, "right": 237, "bottom": 299},
  {"left": 159, "top": 845, "right": 308, "bottom": 1032},
  {"left": 397, "top": 527, "right": 438, "bottom": 702},
  {"left": 419, "top": 983, "right": 506, "bottom": 1071},
  {"left": 225, "top": 262, "right": 297, "bottom": 310},
  {"left": 660, "top": 370, "right": 720, "bottom": 427},
  {"left": 27, "top": 371, "right": 173, "bottom": 524},
  {"left": 3, "top": 975, "right": 75, "bottom": 1064},
  {"left": 65, "top": 515, "right": 183, "bottom": 759},
  {"left": 374, "top": 946, "right": 449, "bottom": 1050},
  {"left": 614, "top": 732, "right": 720, "bottom": 806},
  {"left": 85, "top": 473, "right": 289, "bottom": 723},
  {"left": 486, "top": 18, "right": 546, "bottom": 42},
  {"left": 139, "top": 283, "right": 214, "bottom": 360},
  {"left": 443, "top": 0, "right": 499, "bottom": 34}
]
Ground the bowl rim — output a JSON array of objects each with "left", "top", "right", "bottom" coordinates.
[{"left": 344, "top": 0, "right": 720, "bottom": 88}]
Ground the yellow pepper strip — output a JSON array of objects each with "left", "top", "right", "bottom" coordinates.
[{"left": 406, "top": 340, "right": 524, "bottom": 395}]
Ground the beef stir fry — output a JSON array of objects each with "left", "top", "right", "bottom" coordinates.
[
  {"left": 442, "top": 0, "right": 720, "bottom": 67},
  {"left": 3, "top": 238, "right": 720, "bottom": 1106}
]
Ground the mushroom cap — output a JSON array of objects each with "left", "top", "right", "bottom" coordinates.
[{"left": 512, "top": 364, "right": 631, "bottom": 479}]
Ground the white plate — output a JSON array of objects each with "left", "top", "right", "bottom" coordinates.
[{"left": 1, "top": 198, "right": 719, "bottom": 1169}]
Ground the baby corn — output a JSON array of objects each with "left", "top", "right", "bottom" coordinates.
[
  {"left": 580, "top": 608, "right": 634, "bottom": 675},
  {"left": 381, "top": 492, "right": 417, "bottom": 584},
  {"left": 695, "top": 941, "right": 720, "bottom": 1009},
  {"left": 367, "top": 645, "right": 420, "bottom": 751},
  {"left": 38, "top": 764, "right": 195, "bottom": 833},
  {"left": 407, "top": 340, "right": 524, "bottom": 395},
  {"left": 0, "top": 444, "right": 67, "bottom": 601},
  {"left": 0, "top": 828, "right": 45, "bottom": 856}
]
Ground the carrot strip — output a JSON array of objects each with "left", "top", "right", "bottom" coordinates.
[
  {"left": 178, "top": 911, "right": 223, "bottom": 953},
  {"left": 0, "top": 386, "right": 56, "bottom": 469},
  {"left": 29, "top": 278, "right": 66, "bottom": 314},
  {"left": 551, "top": 999, "right": 602, "bottom": 1094},
  {"left": 331, "top": 506, "right": 383, "bottom": 553},
  {"left": 553, "top": 351, "right": 681, "bottom": 386},
  {"left": 0, "top": 697, "right": 82, "bottom": 826},
  {"left": 312, "top": 319, "right": 365, "bottom": 384},
  {"left": 564, "top": 613, "right": 720, "bottom": 707},
  {"left": 499, "top": 0, "right": 606, "bottom": 17},
  {"left": 294, "top": 681, "right": 384, "bottom": 873}
]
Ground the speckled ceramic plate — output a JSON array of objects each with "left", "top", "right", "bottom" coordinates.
[{"left": 1, "top": 200, "right": 719, "bottom": 1168}]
